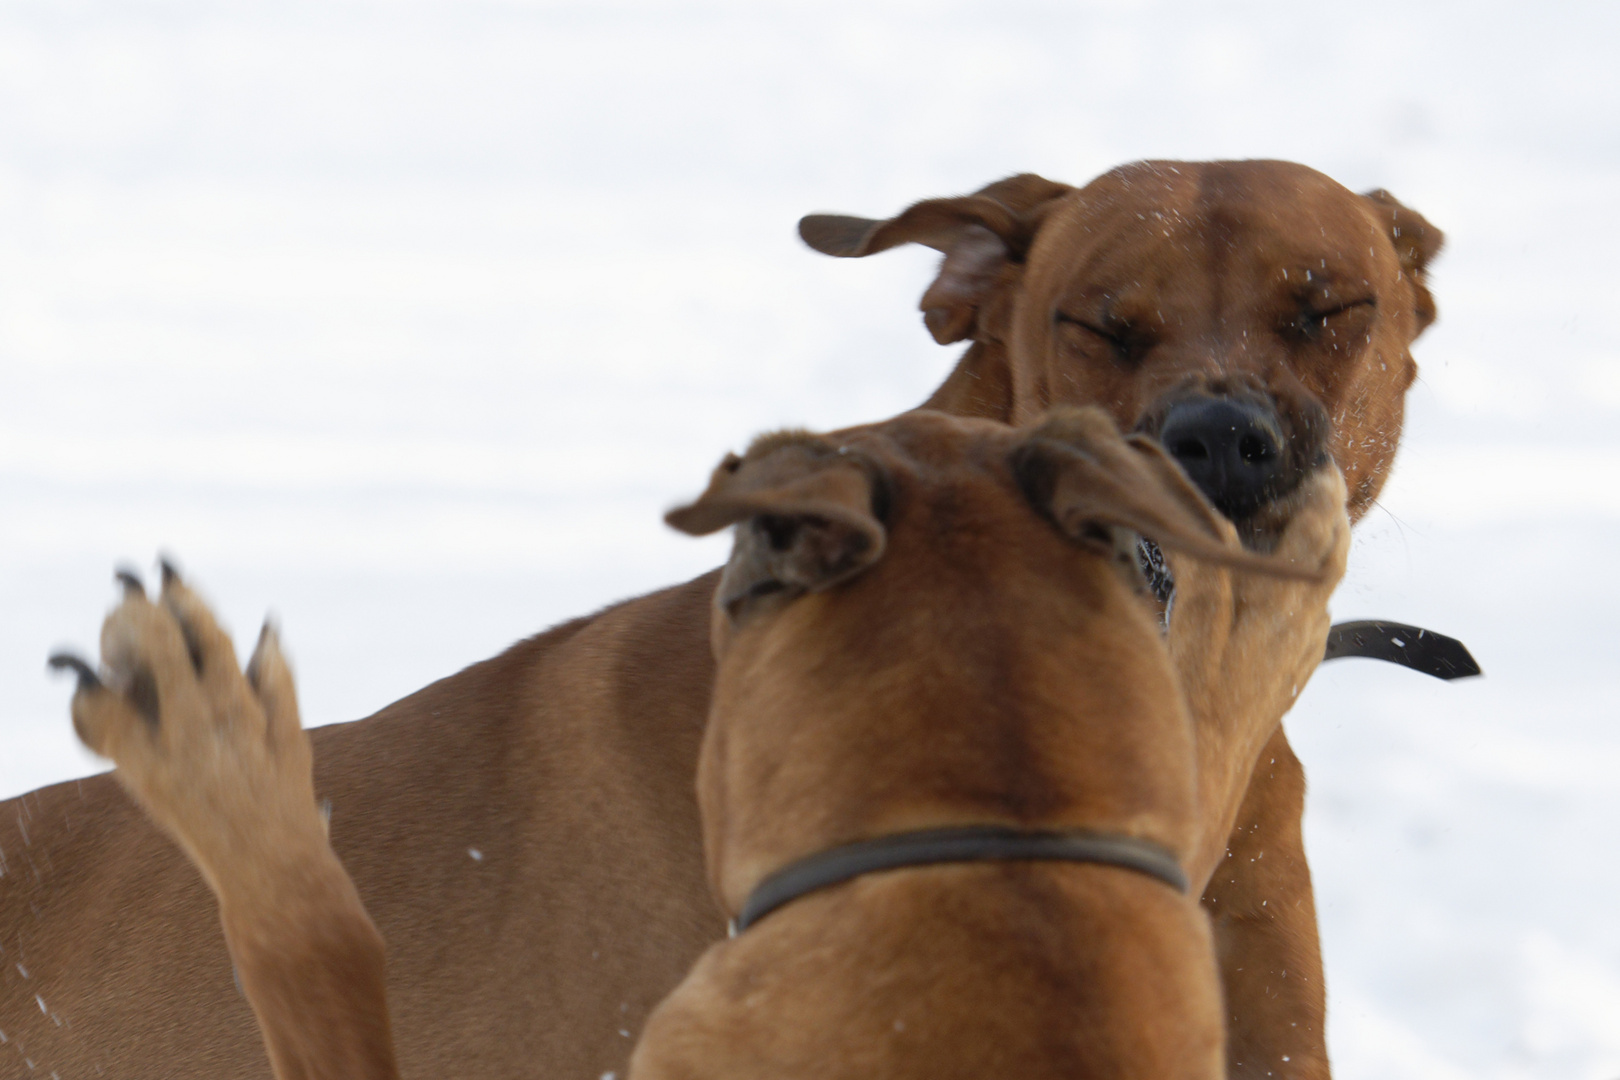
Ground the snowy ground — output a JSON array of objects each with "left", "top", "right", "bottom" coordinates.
[{"left": 2, "top": 2, "right": 1617, "bottom": 1077}]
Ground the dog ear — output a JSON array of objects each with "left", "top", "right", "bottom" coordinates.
[
  {"left": 1361, "top": 189, "right": 1444, "bottom": 333},
  {"left": 799, "top": 173, "right": 1073, "bottom": 345},
  {"left": 667, "top": 435, "right": 888, "bottom": 616},
  {"left": 1012, "top": 407, "right": 1324, "bottom": 581}
]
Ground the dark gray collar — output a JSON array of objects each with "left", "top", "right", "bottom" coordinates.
[
  {"left": 1323, "top": 620, "right": 1481, "bottom": 679},
  {"left": 730, "top": 824, "right": 1188, "bottom": 936}
]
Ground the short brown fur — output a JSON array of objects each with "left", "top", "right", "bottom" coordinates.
[
  {"left": 56, "top": 409, "right": 1348, "bottom": 1080},
  {"left": 802, "top": 159, "right": 1441, "bottom": 1079},
  {"left": 3, "top": 159, "right": 1425, "bottom": 1080}
]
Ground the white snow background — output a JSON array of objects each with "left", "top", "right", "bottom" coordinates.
[{"left": 1, "top": 1, "right": 1616, "bottom": 1077}]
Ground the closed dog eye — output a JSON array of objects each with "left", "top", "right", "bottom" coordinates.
[
  {"left": 1310, "top": 298, "right": 1376, "bottom": 321},
  {"left": 1054, "top": 311, "right": 1147, "bottom": 368},
  {"left": 1287, "top": 297, "right": 1376, "bottom": 341}
]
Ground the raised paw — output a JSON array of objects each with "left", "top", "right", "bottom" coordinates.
[{"left": 52, "top": 562, "right": 325, "bottom": 902}]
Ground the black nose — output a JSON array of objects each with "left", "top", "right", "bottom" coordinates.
[{"left": 1156, "top": 397, "right": 1285, "bottom": 519}]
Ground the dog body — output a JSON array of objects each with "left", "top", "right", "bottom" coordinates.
[
  {"left": 635, "top": 409, "right": 1310, "bottom": 1080},
  {"left": 1, "top": 160, "right": 1434, "bottom": 1080},
  {"left": 801, "top": 159, "right": 1440, "bottom": 1078},
  {"left": 3, "top": 581, "right": 723, "bottom": 1079},
  {"left": 52, "top": 409, "right": 1348, "bottom": 1080}
]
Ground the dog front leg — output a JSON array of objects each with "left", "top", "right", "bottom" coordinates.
[
  {"left": 1202, "top": 728, "right": 1329, "bottom": 1080},
  {"left": 55, "top": 566, "right": 400, "bottom": 1080}
]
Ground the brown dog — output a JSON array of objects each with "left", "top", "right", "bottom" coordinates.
[
  {"left": 0, "top": 160, "right": 1433, "bottom": 1080},
  {"left": 53, "top": 408, "right": 1349, "bottom": 1080},
  {"left": 800, "top": 161, "right": 1438, "bottom": 522},
  {"left": 799, "top": 159, "right": 1442, "bottom": 1078}
]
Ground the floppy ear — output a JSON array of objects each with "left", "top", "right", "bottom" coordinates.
[
  {"left": 1361, "top": 188, "right": 1444, "bottom": 333},
  {"left": 667, "top": 435, "right": 888, "bottom": 617},
  {"left": 799, "top": 173, "right": 1073, "bottom": 345},
  {"left": 1012, "top": 407, "right": 1324, "bottom": 582}
]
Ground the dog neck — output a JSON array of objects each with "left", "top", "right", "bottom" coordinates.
[{"left": 697, "top": 528, "right": 1202, "bottom": 939}]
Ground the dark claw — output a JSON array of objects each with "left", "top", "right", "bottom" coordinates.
[
  {"left": 159, "top": 556, "right": 182, "bottom": 588},
  {"left": 115, "top": 567, "right": 146, "bottom": 598},
  {"left": 177, "top": 617, "right": 206, "bottom": 675},
  {"left": 244, "top": 621, "right": 275, "bottom": 692},
  {"left": 48, "top": 652, "right": 103, "bottom": 692}
]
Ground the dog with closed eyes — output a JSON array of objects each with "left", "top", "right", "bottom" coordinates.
[
  {"left": 6, "top": 160, "right": 1434, "bottom": 1080},
  {"left": 53, "top": 406, "right": 1349, "bottom": 1080}
]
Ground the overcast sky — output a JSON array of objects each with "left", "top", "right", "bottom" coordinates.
[{"left": 2, "top": 3, "right": 1617, "bottom": 1078}]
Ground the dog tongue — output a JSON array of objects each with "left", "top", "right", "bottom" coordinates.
[{"left": 1323, "top": 621, "right": 1482, "bottom": 680}]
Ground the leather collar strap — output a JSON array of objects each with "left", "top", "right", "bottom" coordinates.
[
  {"left": 1325, "top": 620, "right": 1481, "bottom": 680},
  {"left": 730, "top": 825, "right": 1188, "bottom": 936}
]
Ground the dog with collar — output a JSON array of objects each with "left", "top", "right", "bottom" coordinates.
[
  {"left": 5, "top": 160, "right": 1428, "bottom": 1080},
  {"left": 801, "top": 161, "right": 1443, "bottom": 1079},
  {"left": 51, "top": 407, "right": 1348, "bottom": 1080}
]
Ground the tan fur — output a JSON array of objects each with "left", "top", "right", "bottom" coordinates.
[
  {"left": 63, "top": 573, "right": 398, "bottom": 1080},
  {"left": 4, "top": 583, "right": 721, "bottom": 1080},
  {"left": 802, "top": 159, "right": 1438, "bottom": 1080},
  {"left": 2, "top": 159, "right": 1414, "bottom": 1079},
  {"left": 58, "top": 409, "right": 1347, "bottom": 1080}
]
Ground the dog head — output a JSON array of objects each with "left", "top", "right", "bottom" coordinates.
[
  {"left": 666, "top": 408, "right": 1326, "bottom": 898},
  {"left": 800, "top": 160, "right": 1442, "bottom": 524}
]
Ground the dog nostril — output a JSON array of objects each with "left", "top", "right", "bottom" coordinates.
[
  {"left": 1238, "top": 433, "right": 1275, "bottom": 465},
  {"left": 1170, "top": 438, "right": 1210, "bottom": 461}
]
